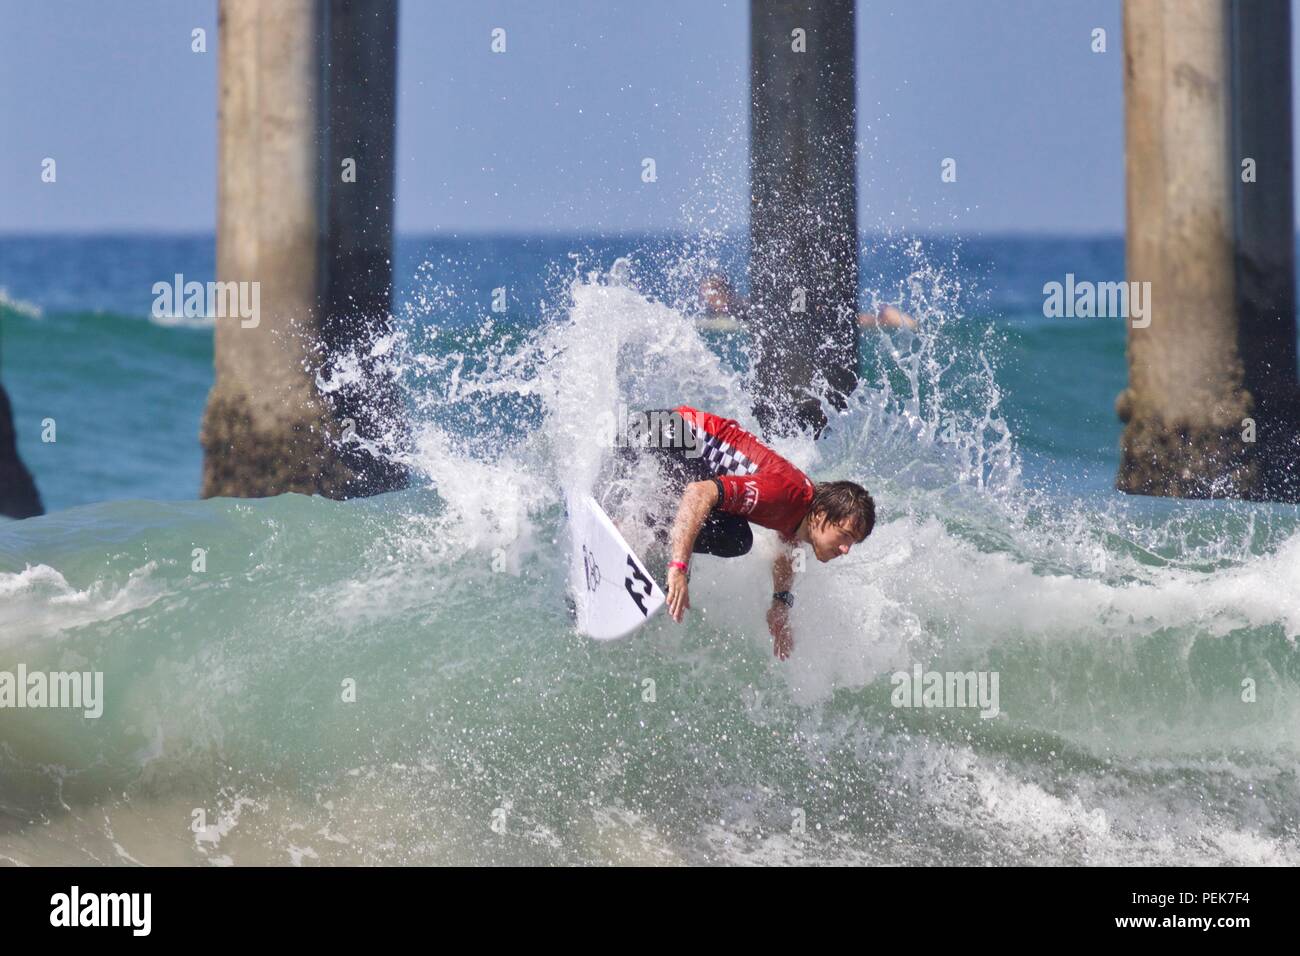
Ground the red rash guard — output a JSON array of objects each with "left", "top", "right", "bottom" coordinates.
[{"left": 674, "top": 405, "right": 814, "bottom": 541}]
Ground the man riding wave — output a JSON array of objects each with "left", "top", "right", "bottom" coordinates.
[{"left": 619, "top": 405, "right": 875, "bottom": 659}]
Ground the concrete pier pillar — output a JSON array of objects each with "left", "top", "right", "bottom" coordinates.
[
  {"left": 749, "top": 0, "right": 860, "bottom": 438},
  {"left": 201, "top": 0, "right": 404, "bottom": 499},
  {"left": 1117, "top": 0, "right": 1299, "bottom": 500}
]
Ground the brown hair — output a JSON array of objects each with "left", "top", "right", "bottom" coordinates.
[{"left": 809, "top": 480, "right": 875, "bottom": 542}]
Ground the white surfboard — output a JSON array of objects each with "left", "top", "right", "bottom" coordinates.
[
  {"left": 567, "top": 493, "right": 665, "bottom": 639},
  {"left": 694, "top": 314, "right": 742, "bottom": 333}
]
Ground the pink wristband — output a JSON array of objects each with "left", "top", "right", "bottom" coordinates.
[{"left": 668, "top": 560, "right": 689, "bottom": 573}]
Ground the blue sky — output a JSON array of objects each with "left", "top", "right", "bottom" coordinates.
[{"left": 0, "top": 0, "right": 1245, "bottom": 236}]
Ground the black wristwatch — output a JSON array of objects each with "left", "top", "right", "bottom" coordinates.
[{"left": 772, "top": 591, "right": 794, "bottom": 608}]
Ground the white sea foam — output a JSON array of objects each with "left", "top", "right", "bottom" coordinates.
[
  {"left": 0, "top": 562, "right": 162, "bottom": 646},
  {"left": 0, "top": 286, "right": 43, "bottom": 320}
]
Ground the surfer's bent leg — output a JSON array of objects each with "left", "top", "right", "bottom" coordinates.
[{"left": 693, "top": 508, "right": 753, "bottom": 557}]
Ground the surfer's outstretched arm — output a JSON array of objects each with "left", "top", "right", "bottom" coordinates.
[
  {"left": 665, "top": 480, "right": 718, "bottom": 622},
  {"left": 768, "top": 548, "right": 796, "bottom": 659}
]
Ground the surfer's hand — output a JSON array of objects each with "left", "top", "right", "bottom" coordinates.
[
  {"left": 666, "top": 566, "right": 690, "bottom": 622},
  {"left": 767, "top": 604, "right": 793, "bottom": 660}
]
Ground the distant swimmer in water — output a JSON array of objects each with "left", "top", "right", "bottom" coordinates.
[
  {"left": 618, "top": 405, "right": 875, "bottom": 659},
  {"left": 694, "top": 275, "right": 746, "bottom": 332},
  {"left": 697, "top": 274, "right": 918, "bottom": 331}
]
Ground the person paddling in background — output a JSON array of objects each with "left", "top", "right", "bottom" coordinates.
[
  {"left": 622, "top": 406, "right": 875, "bottom": 659},
  {"left": 698, "top": 274, "right": 917, "bottom": 331}
]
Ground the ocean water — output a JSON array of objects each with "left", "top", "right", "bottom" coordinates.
[{"left": 0, "top": 233, "right": 1297, "bottom": 865}]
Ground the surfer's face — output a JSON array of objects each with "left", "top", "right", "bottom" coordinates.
[{"left": 809, "top": 513, "right": 863, "bottom": 562}]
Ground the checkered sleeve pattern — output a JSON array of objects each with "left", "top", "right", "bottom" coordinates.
[{"left": 698, "top": 432, "right": 759, "bottom": 476}]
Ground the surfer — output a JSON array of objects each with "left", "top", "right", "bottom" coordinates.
[
  {"left": 623, "top": 406, "right": 875, "bottom": 660},
  {"left": 698, "top": 274, "right": 917, "bottom": 330}
]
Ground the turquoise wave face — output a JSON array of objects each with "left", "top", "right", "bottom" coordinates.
[
  {"left": 3, "top": 273, "right": 1299, "bottom": 865},
  {"left": 2, "top": 487, "right": 1298, "bottom": 865}
]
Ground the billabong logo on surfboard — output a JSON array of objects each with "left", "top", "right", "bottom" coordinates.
[{"left": 624, "top": 556, "right": 652, "bottom": 616}]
